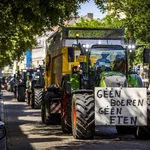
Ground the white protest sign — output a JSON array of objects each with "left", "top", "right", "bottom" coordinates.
[{"left": 95, "top": 87, "right": 147, "bottom": 126}]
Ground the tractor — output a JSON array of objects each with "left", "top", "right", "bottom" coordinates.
[
  {"left": 41, "top": 27, "right": 149, "bottom": 139},
  {"left": 26, "top": 66, "right": 44, "bottom": 109},
  {"left": 14, "top": 70, "right": 27, "bottom": 102}
]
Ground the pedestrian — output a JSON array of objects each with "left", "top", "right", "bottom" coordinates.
[
  {"left": 14, "top": 74, "right": 18, "bottom": 98},
  {"left": 133, "top": 63, "right": 138, "bottom": 72}
]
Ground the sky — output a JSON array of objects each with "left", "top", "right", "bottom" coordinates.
[{"left": 78, "top": 0, "right": 106, "bottom": 19}]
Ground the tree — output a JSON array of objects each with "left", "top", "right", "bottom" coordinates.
[
  {"left": 95, "top": 0, "right": 150, "bottom": 44},
  {"left": 0, "top": 0, "right": 90, "bottom": 68},
  {"left": 2, "top": 0, "right": 150, "bottom": 68},
  {"left": 95, "top": 0, "right": 150, "bottom": 69},
  {"left": 70, "top": 18, "right": 105, "bottom": 27}
]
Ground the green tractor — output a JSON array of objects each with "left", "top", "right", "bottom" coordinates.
[
  {"left": 14, "top": 70, "right": 27, "bottom": 102},
  {"left": 26, "top": 66, "right": 44, "bottom": 109},
  {"left": 66, "top": 44, "right": 149, "bottom": 139},
  {"left": 60, "top": 29, "right": 148, "bottom": 139}
]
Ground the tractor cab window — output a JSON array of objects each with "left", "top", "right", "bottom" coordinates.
[
  {"left": 33, "top": 71, "right": 40, "bottom": 80},
  {"left": 68, "top": 47, "right": 75, "bottom": 62},
  {"left": 90, "top": 45, "right": 125, "bottom": 73},
  {"left": 32, "top": 71, "right": 41, "bottom": 86}
]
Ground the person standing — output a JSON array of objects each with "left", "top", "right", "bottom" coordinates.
[
  {"left": 14, "top": 74, "right": 18, "bottom": 98},
  {"left": 133, "top": 63, "right": 138, "bottom": 72}
]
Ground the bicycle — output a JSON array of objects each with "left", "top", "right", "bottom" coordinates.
[{"left": 0, "top": 121, "right": 6, "bottom": 140}]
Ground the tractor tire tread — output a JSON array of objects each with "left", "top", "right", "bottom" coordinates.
[{"left": 72, "top": 93, "right": 95, "bottom": 139}]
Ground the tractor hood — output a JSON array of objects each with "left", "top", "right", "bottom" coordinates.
[{"left": 100, "top": 71, "right": 127, "bottom": 87}]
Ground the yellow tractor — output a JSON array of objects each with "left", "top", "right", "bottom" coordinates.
[{"left": 41, "top": 27, "right": 80, "bottom": 125}]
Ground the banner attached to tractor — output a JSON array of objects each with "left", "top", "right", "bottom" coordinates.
[{"left": 95, "top": 87, "right": 147, "bottom": 126}]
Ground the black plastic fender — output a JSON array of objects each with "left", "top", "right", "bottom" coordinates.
[{"left": 72, "top": 89, "right": 93, "bottom": 95}]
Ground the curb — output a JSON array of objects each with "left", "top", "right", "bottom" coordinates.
[
  {"left": 0, "top": 91, "right": 7, "bottom": 150},
  {"left": 0, "top": 92, "right": 4, "bottom": 120}
]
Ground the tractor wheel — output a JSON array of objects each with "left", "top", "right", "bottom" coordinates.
[
  {"left": 27, "top": 92, "right": 30, "bottom": 105},
  {"left": 61, "top": 93, "right": 72, "bottom": 133},
  {"left": 41, "top": 94, "right": 50, "bottom": 125},
  {"left": 43, "top": 103, "right": 51, "bottom": 125},
  {"left": 72, "top": 93, "right": 95, "bottom": 139},
  {"left": 33, "top": 88, "right": 43, "bottom": 109},
  {"left": 30, "top": 93, "right": 34, "bottom": 109},
  {"left": 134, "top": 108, "right": 150, "bottom": 139}
]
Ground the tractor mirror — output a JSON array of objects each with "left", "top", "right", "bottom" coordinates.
[
  {"left": 143, "top": 48, "right": 150, "bottom": 63},
  {"left": 68, "top": 47, "right": 74, "bottom": 62}
]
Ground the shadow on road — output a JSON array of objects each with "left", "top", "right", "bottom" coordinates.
[
  {"left": 3, "top": 91, "right": 68, "bottom": 150},
  {"left": 3, "top": 91, "right": 150, "bottom": 150}
]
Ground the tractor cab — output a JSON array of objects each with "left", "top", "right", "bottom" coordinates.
[
  {"left": 71, "top": 43, "right": 127, "bottom": 89},
  {"left": 25, "top": 66, "right": 44, "bottom": 108},
  {"left": 88, "top": 44, "right": 127, "bottom": 88},
  {"left": 32, "top": 66, "right": 44, "bottom": 88}
]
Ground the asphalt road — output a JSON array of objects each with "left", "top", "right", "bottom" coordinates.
[{"left": 2, "top": 91, "right": 150, "bottom": 150}]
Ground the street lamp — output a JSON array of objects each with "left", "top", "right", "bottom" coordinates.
[
  {"left": 127, "top": 44, "right": 136, "bottom": 51},
  {"left": 125, "top": 43, "right": 136, "bottom": 79},
  {"left": 127, "top": 44, "right": 136, "bottom": 53}
]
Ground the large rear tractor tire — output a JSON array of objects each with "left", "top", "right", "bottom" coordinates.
[
  {"left": 33, "top": 88, "right": 43, "bottom": 109},
  {"left": 72, "top": 93, "right": 95, "bottom": 139},
  {"left": 61, "top": 93, "right": 72, "bottom": 133}
]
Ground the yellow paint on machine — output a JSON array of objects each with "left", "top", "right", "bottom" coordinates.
[{"left": 44, "top": 46, "right": 80, "bottom": 89}]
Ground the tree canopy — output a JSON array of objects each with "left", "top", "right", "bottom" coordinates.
[
  {"left": 1, "top": 0, "right": 150, "bottom": 68},
  {"left": 99, "top": 0, "right": 150, "bottom": 64},
  {"left": 0, "top": 0, "right": 89, "bottom": 68},
  {"left": 96, "top": 0, "right": 150, "bottom": 44},
  {"left": 78, "top": 0, "right": 150, "bottom": 64}
]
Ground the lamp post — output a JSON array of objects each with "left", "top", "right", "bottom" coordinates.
[
  {"left": 125, "top": 43, "right": 136, "bottom": 80},
  {"left": 128, "top": 44, "right": 136, "bottom": 69}
]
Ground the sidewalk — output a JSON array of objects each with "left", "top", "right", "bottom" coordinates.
[{"left": 0, "top": 91, "right": 7, "bottom": 150}]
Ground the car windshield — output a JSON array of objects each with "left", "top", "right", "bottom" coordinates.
[{"left": 90, "top": 45, "right": 126, "bottom": 73}]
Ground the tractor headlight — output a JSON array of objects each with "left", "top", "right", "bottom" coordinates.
[
  {"left": 79, "top": 69, "right": 83, "bottom": 75},
  {"left": 128, "top": 84, "right": 134, "bottom": 87}
]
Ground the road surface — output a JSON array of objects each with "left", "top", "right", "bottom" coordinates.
[{"left": 3, "top": 91, "right": 150, "bottom": 150}]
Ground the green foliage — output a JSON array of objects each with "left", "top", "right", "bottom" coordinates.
[
  {"left": 0, "top": 0, "right": 89, "bottom": 68},
  {"left": 1, "top": 0, "right": 150, "bottom": 68},
  {"left": 75, "top": 0, "right": 150, "bottom": 64},
  {"left": 70, "top": 18, "right": 105, "bottom": 27},
  {"left": 96, "top": 0, "right": 150, "bottom": 43}
]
